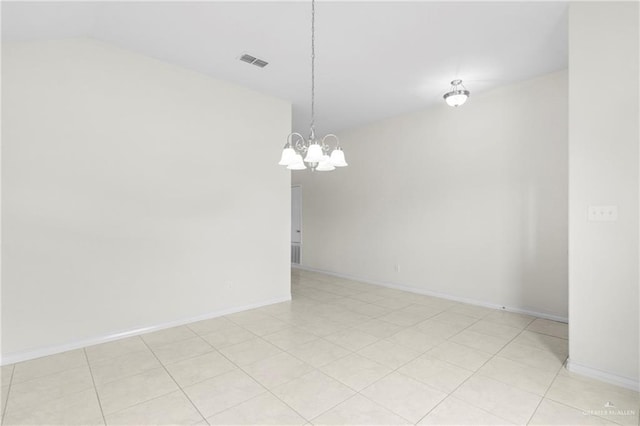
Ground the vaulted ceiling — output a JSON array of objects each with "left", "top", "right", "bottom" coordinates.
[{"left": 2, "top": 1, "right": 568, "bottom": 134}]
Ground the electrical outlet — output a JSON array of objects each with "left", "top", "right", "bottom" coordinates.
[{"left": 588, "top": 205, "right": 618, "bottom": 222}]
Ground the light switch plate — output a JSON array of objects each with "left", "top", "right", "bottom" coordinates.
[{"left": 588, "top": 205, "right": 618, "bottom": 222}]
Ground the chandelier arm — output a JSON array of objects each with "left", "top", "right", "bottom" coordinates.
[
  {"left": 321, "top": 133, "right": 340, "bottom": 148},
  {"left": 287, "top": 132, "right": 308, "bottom": 153}
]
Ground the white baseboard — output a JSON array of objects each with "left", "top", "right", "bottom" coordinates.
[
  {"left": 566, "top": 359, "right": 639, "bottom": 392},
  {"left": 0, "top": 295, "right": 291, "bottom": 366},
  {"left": 293, "top": 264, "right": 568, "bottom": 323}
]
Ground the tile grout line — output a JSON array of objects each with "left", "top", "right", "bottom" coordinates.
[
  {"left": 0, "top": 365, "right": 15, "bottom": 425},
  {"left": 82, "top": 348, "right": 107, "bottom": 425},
  {"left": 411, "top": 316, "right": 530, "bottom": 425},
  {"left": 139, "top": 336, "right": 212, "bottom": 425},
  {"left": 523, "top": 356, "right": 566, "bottom": 425},
  {"left": 206, "top": 340, "right": 314, "bottom": 424}
]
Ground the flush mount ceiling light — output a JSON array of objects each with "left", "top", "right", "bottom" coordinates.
[
  {"left": 443, "top": 79, "right": 470, "bottom": 107},
  {"left": 278, "top": 0, "right": 348, "bottom": 172}
]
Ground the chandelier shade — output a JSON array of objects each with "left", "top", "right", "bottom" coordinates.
[
  {"left": 278, "top": 0, "right": 348, "bottom": 172},
  {"left": 443, "top": 79, "right": 470, "bottom": 107},
  {"left": 304, "top": 143, "right": 324, "bottom": 163},
  {"left": 315, "top": 155, "right": 336, "bottom": 172},
  {"left": 278, "top": 147, "right": 297, "bottom": 166},
  {"left": 330, "top": 148, "right": 348, "bottom": 167},
  {"left": 287, "top": 154, "right": 307, "bottom": 170}
]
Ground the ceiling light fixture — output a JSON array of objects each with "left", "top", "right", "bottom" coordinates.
[
  {"left": 443, "top": 79, "right": 470, "bottom": 107},
  {"left": 278, "top": 0, "right": 348, "bottom": 172}
]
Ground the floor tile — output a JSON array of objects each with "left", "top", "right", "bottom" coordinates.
[
  {"left": 224, "top": 310, "right": 273, "bottom": 326},
  {"left": 105, "top": 390, "right": 203, "bottom": 425},
  {"left": 85, "top": 337, "right": 148, "bottom": 364},
  {"left": 218, "top": 337, "right": 283, "bottom": 366},
  {"left": 449, "top": 329, "right": 512, "bottom": 354},
  {"left": 312, "top": 394, "right": 411, "bottom": 425},
  {"left": 90, "top": 349, "right": 161, "bottom": 386},
  {"left": 498, "top": 342, "right": 565, "bottom": 372},
  {"left": 263, "top": 327, "right": 320, "bottom": 351},
  {"left": 354, "top": 319, "right": 404, "bottom": 339},
  {"left": 187, "top": 316, "right": 236, "bottom": 336},
  {"left": 398, "top": 304, "right": 445, "bottom": 319},
  {"left": 320, "top": 353, "right": 392, "bottom": 391},
  {"left": 141, "top": 326, "right": 197, "bottom": 349},
  {"left": 164, "top": 351, "right": 236, "bottom": 388},
  {"left": 526, "top": 318, "right": 568, "bottom": 339},
  {"left": 7, "top": 365, "right": 94, "bottom": 412},
  {"left": 413, "top": 319, "right": 467, "bottom": 341},
  {"left": 361, "top": 372, "right": 447, "bottom": 423},
  {"left": 357, "top": 339, "right": 420, "bottom": 369},
  {"left": 200, "top": 324, "right": 256, "bottom": 349},
  {"left": 1, "top": 385, "right": 9, "bottom": 414},
  {"left": 207, "top": 393, "right": 306, "bottom": 425},
  {"left": 96, "top": 367, "right": 179, "bottom": 414},
  {"left": 182, "top": 369, "right": 265, "bottom": 418},
  {"left": 349, "top": 291, "right": 386, "bottom": 304},
  {"left": 529, "top": 398, "right": 614, "bottom": 425},
  {"left": 511, "top": 330, "right": 568, "bottom": 357},
  {"left": 295, "top": 318, "right": 348, "bottom": 337},
  {"left": 484, "top": 311, "right": 535, "bottom": 329},
  {"left": 3, "top": 388, "right": 103, "bottom": 426},
  {"left": 347, "top": 301, "right": 392, "bottom": 318},
  {"left": 12, "top": 349, "right": 87, "bottom": 384},
  {"left": 151, "top": 336, "right": 214, "bottom": 365},
  {"left": 371, "top": 297, "right": 413, "bottom": 310},
  {"left": 243, "top": 352, "right": 314, "bottom": 388},
  {"left": 398, "top": 355, "right": 473, "bottom": 393},
  {"left": 447, "top": 303, "right": 494, "bottom": 319},
  {"left": 418, "top": 396, "right": 513, "bottom": 425},
  {"left": 287, "top": 339, "right": 351, "bottom": 368},
  {"left": 476, "top": 356, "right": 557, "bottom": 396},
  {"left": 546, "top": 372, "right": 639, "bottom": 425},
  {"left": 377, "top": 310, "right": 425, "bottom": 327},
  {"left": 387, "top": 328, "right": 441, "bottom": 353},
  {"left": 1, "top": 365, "right": 14, "bottom": 386},
  {"left": 466, "top": 320, "right": 522, "bottom": 340},
  {"left": 430, "top": 311, "right": 478, "bottom": 328},
  {"left": 272, "top": 370, "right": 355, "bottom": 420},
  {"left": 426, "top": 341, "right": 492, "bottom": 371},
  {"left": 241, "top": 317, "right": 291, "bottom": 336},
  {"left": 324, "top": 329, "right": 380, "bottom": 351},
  {"left": 451, "top": 374, "right": 541, "bottom": 424}
]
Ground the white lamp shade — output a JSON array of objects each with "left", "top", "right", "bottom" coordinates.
[
  {"left": 304, "top": 143, "right": 324, "bottom": 163},
  {"left": 444, "top": 92, "right": 469, "bottom": 107},
  {"left": 329, "top": 148, "right": 348, "bottom": 167},
  {"left": 278, "top": 147, "right": 297, "bottom": 166},
  {"left": 315, "top": 155, "right": 335, "bottom": 171},
  {"left": 287, "top": 154, "right": 307, "bottom": 170}
]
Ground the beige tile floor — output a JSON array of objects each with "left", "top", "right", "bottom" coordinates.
[{"left": 1, "top": 269, "right": 638, "bottom": 425}]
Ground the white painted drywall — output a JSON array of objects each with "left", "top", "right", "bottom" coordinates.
[
  {"left": 293, "top": 71, "right": 568, "bottom": 319},
  {"left": 567, "top": 2, "right": 639, "bottom": 388},
  {"left": 1, "top": 38, "right": 291, "bottom": 361}
]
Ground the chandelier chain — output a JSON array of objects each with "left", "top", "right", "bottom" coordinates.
[{"left": 310, "top": 0, "right": 315, "bottom": 133}]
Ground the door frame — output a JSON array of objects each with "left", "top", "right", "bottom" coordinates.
[{"left": 291, "top": 184, "right": 302, "bottom": 245}]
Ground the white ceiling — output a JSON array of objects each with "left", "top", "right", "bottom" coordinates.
[{"left": 2, "top": 1, "right": 568, "bottom": 134}]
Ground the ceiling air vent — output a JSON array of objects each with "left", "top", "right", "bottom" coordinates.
[{"left": 239, "top": 53, "right": 269, "bottom": 68}]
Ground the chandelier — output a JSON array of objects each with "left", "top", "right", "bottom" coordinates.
[
  {"left": 278, "top": 0, "right": 348, "bottom": 172},
  {"left": 443, "top": 79, "right": 470, "bottom": 107}
]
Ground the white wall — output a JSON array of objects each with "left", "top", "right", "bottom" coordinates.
[
  {"left": 1, "top": 38, "right": 291, "bottom": 362},
  {"left": 294, "top": 71, "right": 568, "bottom": 320},
  {"left": 567, "top": 2, "right": 639, "bottom": 389}
]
